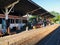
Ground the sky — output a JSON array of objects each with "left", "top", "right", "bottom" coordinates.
[{"left": 32, "top": 0, "right": 60, "bottom": 13}]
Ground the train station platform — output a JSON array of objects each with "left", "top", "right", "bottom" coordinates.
[
  {"left": 36, "top": 25, "right": 60, "bottom": 45},
  {"left": 0, "top": 24, "right": 60, "bottom": 45}
]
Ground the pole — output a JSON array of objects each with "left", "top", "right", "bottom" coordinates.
[
  {"left": 5, "top": 8, "right": 10, "bottom": 34},
  {"left": 26, "top": 13, "right": 29, "bottom": 31}
]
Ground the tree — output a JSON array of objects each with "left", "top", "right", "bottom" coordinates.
[{"left": 50, "top": 11, "right": 60, "bottom": 23}]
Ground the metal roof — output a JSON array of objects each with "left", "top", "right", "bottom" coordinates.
[
  {"left": 0, "top": 0, "right": 17, "bottom": 8},
  {"left": 0, "top": 0, "right": 54, "bottom": 17}
]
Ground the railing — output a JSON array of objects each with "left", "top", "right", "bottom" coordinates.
[{"left": 0, "top": 24, "right": 60, "bottom": 45}]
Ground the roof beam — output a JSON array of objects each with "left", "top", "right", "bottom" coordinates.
[
  {"left": 36, "top": 12, "right": 48, "bottom": 16},
  {"left": 5, "top": 0, "right": 20, "bottom": 9},
  {"left": 40, "top": 12, "right": 48, "bottom": 15},
  {"left": 27, "top": 8, "right": 41, "bottom": 14}
]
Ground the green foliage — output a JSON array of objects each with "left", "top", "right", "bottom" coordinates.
[{"left": 50, "top": 11, "right": 60, "bottom": 23}]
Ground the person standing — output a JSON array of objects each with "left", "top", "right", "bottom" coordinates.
[{"left": 43, "top": 18, "right": 47, "bottom": 27}]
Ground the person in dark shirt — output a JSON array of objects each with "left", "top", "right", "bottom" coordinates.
[
  {"left": 6, "top": 20, "right": 10, "bottom": 34},
  {"left": 43, "top": 18, "right": 47, "bottom": 27}
]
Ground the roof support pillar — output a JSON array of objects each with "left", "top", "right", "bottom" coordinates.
[
  {"left": 5, "top": 4, "right": 15, "bottom": 20},
  {"left": 20, "top": 17, "right": 22, "bottom": 23},
  {"left": 26, "top": 13, "right": 30, "bottom": 31},
  {"left": 36, "top": 16, "right": 39, "bottom": 22},
  {"left": 1, "top": 0, "right": 20, "bottom": 34},
  {"left": 5, "top": 8, "right": 8, "bottom": 20},
  {"left": 4, "top": 5, "right": 15, "bottom": 34},
  {"left": 27, "top": 13, "right": 29, "bottom": 21}
]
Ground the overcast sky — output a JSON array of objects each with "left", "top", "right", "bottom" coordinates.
[{"left": 32, "top": 0, "right": 60, "bottom": 13}]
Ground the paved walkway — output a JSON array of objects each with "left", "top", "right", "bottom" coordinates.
[{"left": 0, "top": 24, "right": 59, "bottom": 45}]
